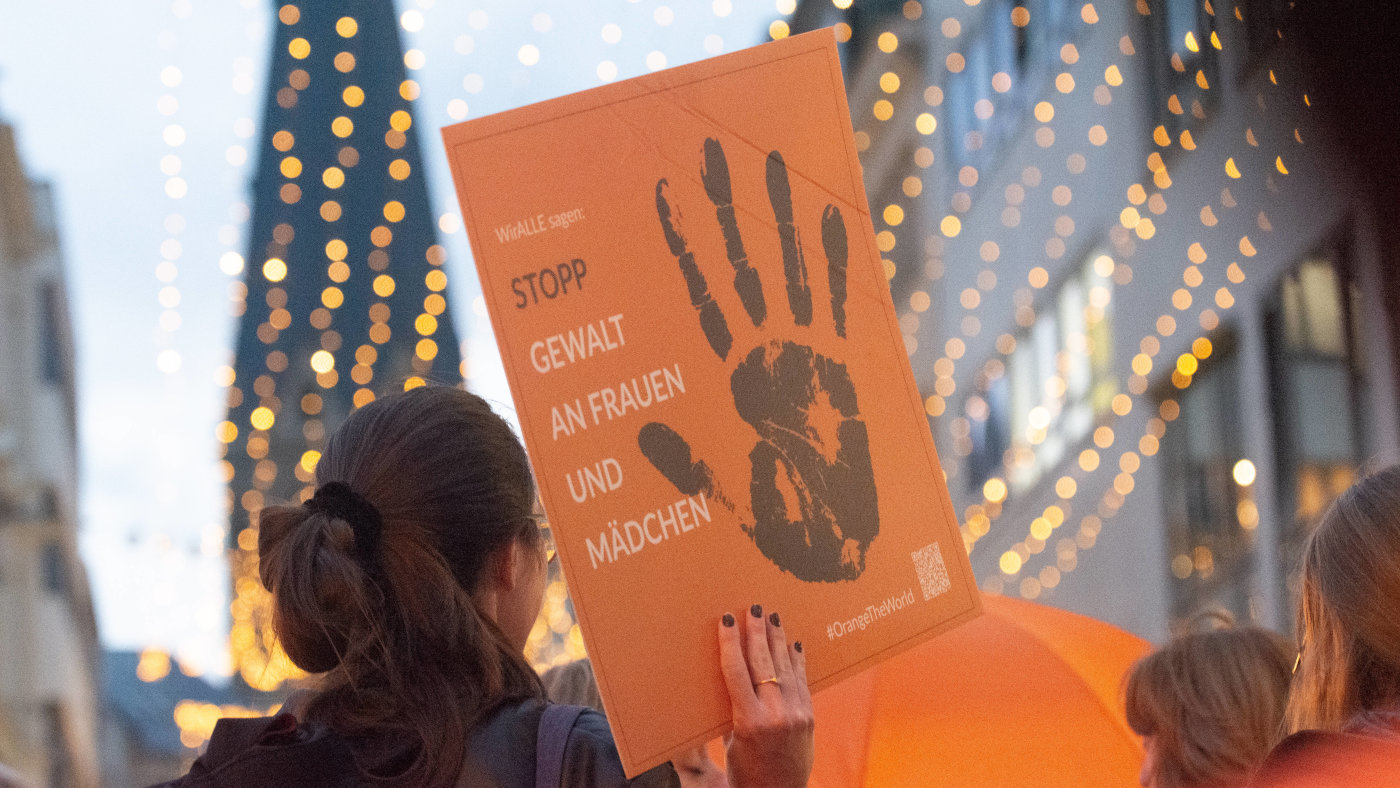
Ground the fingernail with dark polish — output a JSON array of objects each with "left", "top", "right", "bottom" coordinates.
[
  {"left": 750, "top": 603, "right": 762, "bottom": 618},
  {"left": 794, "top": 641, "right": 803, "bottom": 653},
  {"left": 769, "top": 611, "right": 781, "bottom": 627},
  {"left": 722, "top": 613, "right": 735, "bottom": 627}
]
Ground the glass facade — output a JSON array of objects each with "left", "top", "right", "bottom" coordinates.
[
  {"left": 1242, "top": 0, "right": 1289, "bottom": 61},
  {"left": 1147, "top": 0, "right": 1219, "bottom": 139},
  {"left": 945, "top": 0, "right": 1077, "bottom": 172},
  {"left": 964, "top": 247, "right": 1116, "bottom": 494},
  {"left": 1160, "top": 334, "right": 1256, "bottom": 624},
  {"left": 1160, "top": 235, "right": 1372, "bottom": 627},
  {"left": 1265, "top": 239, "right": 1369, "bottom": 606}
]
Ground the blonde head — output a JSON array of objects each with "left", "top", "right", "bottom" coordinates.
[
  {"left": 1286, "top": 464, "right": 1400, "bottom": 732},
  {"left": 1125, "top": 621, "right": 1293, "bottom": 787}
]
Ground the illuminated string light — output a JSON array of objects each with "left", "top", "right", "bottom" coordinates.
[
  {"left": 845, "top": 2, "right": 1301, "bottom": 601},
  {"left": 141, "top": 0, "right": 1301, "bottom": 680}
]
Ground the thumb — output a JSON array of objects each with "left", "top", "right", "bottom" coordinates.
[{"left": 637, "top": 423, "right": 736, "bottom": 512}]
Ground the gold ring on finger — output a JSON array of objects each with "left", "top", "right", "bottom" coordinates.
[{"left": 754, "top": 676, "right": 780, "bottom": 688}]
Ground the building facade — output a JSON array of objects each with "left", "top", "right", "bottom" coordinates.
[
  {"left": 795, "top": 0, "right": 1399, "bottom": 640},
  {"left": 0, "top": 117, "right": 101, "bottom": 787}
]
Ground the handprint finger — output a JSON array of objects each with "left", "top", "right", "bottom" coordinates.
[
  {"left": 702, "top": 138, "right": 767, "bottom": 328},
  {"left": 766, "top": 151, "right": 813, "bottom": 327},
  {"left": 821, "top": 205, "right": 848, "bottom": 339},
  {"left": 657, "top": 178, "right": 733, "bottom": 360},
  {"left": 813, "top": 352, "right": 858, "bottom": 417},
  {"left": 747, "top": 442, "right": 787, "bottom": 543},
  {"left": 638, "top": 422, "right": 733, "bottom": 510}
]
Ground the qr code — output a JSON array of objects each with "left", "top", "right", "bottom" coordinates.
[{"left": 913, "top": 542, "right": 951, "bottom": 601}]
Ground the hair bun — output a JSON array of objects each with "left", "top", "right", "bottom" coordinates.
[{"left": 304, "top": 481, "right": 383, "bottom": 565}]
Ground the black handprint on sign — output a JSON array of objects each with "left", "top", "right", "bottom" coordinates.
[{"left": 639, "top": 138, "right": 878, "bottom": 583}]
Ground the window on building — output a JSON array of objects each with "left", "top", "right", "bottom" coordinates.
[
  {"left": 1264, "top": 238, "right": 1369, "bottom": 604},
  {"left": 41, "top": 540, "right": 69, "bottom": 598},
  {"left": 1146, "top": 0, "right": 1219, "bottom": 139},
  {"left": 0, "top": 485, "right": 16, "bottom": 522},
  {"left": 948, "top": 0, "right": 1078, "bottom": 172},
  {"left": 46, "top": 702, "right": 75, "bottom": 788},
  {"left": 963, "top": 246, "right": 1116, "bottom": 494},
  {"left": 1160, "top": 332, "right": 1256, "bottom": 625},
  {"left": 39, "top": 485, "right": 60, "bottom": 519},
  {"left": 1009, "top": 306, "right": 1064, "bottom": 481},
  {"left": 1021, "top": 0, "right": 1073, "bottom": 89},
  {"left": 1009, "top": 1, "right": 1033, "bottom": 81},
  {"left": 965, "top": 373, "right": 1011, "bottom": 491},
  {"left": 947, "top": 32, "right": 995, "bottom": 171},
  {"left": 39, "top": 281, "right": 67, "bottom": 385},
  {"left": 1242, "top": 0, "right": 1288, "bottom": 61}
]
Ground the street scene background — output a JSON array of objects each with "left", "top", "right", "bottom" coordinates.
[{"left": 2, "top": 0, "right": 1395, "bottom": 784}]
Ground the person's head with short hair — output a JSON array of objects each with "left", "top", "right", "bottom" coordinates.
[
  {"left": 257, "top": 385, "right": 550, "bottom": 785},
  {"left": 1286, "top": 463, "right": 1400, "bottom": 733},
  {"left": 1125, "top": 615, "right": 1293, "bottom": 788}
]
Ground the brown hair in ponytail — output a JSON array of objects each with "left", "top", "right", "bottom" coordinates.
[{"left": 257, "top": 386, "right": 545, "bottom": 785}]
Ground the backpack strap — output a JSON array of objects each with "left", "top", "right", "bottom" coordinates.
[{"left": 536, "top": 703, "right": 587, "bottom": 788}]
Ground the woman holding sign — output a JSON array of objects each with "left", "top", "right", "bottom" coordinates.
[{"left": 160, "top": 386, "right": 812, "bottom": 787}]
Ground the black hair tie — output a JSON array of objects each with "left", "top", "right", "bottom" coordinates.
[{"left": 304, "top": 481, "right": 383, "bottom": 565}]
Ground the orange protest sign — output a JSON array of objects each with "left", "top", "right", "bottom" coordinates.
[{"left": 442, "top": 29, "right": 979, "bottom": 776}]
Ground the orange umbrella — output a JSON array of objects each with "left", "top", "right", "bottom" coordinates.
[{"left": 808, "top": 594, "right": 1150, "bottom": 787}]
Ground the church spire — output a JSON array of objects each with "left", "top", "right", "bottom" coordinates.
[{"left": 222, "top": 0, "right": 462, "bottom": 690}]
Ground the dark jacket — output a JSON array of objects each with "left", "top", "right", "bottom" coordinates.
[
  {"left": 1251, "top": 711, "right": 1400, "bottom": 787},
  {"left": 153, "top": 699, "right": 678, "bottom": 787}
]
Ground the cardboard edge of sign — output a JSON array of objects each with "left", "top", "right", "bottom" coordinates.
[{"left": 439, "top": 30, "right": 839, "bottom": 151}]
